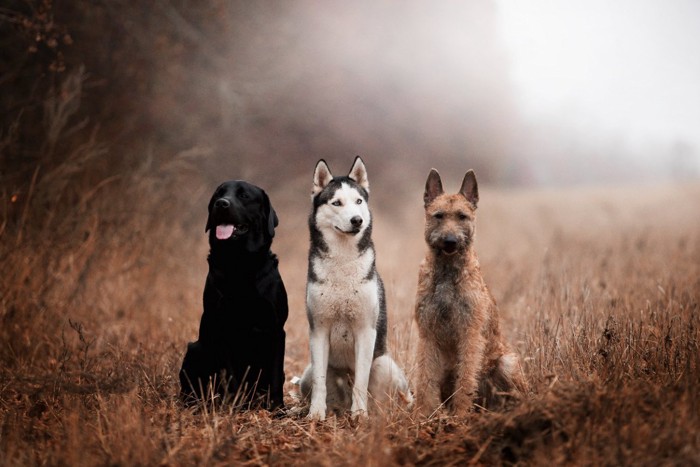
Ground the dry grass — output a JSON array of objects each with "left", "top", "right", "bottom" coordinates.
[
  {"left": 2, "top": 138, "right": 699, "bottom": 465},
  {"left": 3, "top": 3, "right": 699, "bottom": 465}
]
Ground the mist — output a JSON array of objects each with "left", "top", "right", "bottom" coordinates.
[
  {"left": 4, "top": 0, "right": 700, "bottom": 194},
  {"left": 139, "top": 1, "right": 519, "bottom": 186},
  {"left": 497, "top": 0, "right": 700, "bottom": 184},
  {"left": 191, "top": 0, "right": 700, "bottom": 186}
]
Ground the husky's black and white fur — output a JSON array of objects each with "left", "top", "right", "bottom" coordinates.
[{"left": 300, "top": 156, "right": 411, "bottom": 420}]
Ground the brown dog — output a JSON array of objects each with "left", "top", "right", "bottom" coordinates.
[{"left": 413, "top": 169, "right": 525, "bottom": 416}]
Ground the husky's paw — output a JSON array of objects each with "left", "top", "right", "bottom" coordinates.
[
  {"left": 400, "top": 389, "right": 415, "bottom": 410},
  {"left": 350, "top": 400, "right": 368, "bottom": 420},
  {"left": 350, "top": 409, "right": 368, "bottom": 420},
  {"left": 307, "top": 404, "right": 326, "bottom": 421}
]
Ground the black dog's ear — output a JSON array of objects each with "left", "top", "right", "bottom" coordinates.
[
  {"left": 205, "top": 186, "right": 220, "bottom": 232},
  {"left": 263, "top": 190, "right": 279, "bottom": 238},
  {"left": 424, "top": 169, "right": 444, "bottom": 207}
]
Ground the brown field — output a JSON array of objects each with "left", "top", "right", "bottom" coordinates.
[
  {"left": 2, "top": 167, "right": 699, "bottom": 465},
  {"left": 3, "top": 2, "right": 699, "bottom": 465}
]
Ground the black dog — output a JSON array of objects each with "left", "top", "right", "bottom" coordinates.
[{"left": 179, "top": 181, "right": 288, "bottom": 410}]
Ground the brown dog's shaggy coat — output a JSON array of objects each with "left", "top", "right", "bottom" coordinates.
[{"left": 414, "top": 169, "right": 526, "bottom": 415}]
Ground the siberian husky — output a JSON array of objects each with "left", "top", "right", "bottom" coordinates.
[{"left": 300, "top": 156, "right": 412, "bottom": 420}]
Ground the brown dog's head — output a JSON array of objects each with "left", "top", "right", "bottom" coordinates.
[{"left": 423, "top": 168, "right": 479, "bottom": 256}]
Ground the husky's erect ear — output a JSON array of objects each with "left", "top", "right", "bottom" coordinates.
[
  {"left": 312, "top": 159, "right": 333, "bottom": 196},
  {"left": 424, "top": 169, "right": 444, "bottom": 207},
  {"left": 459, "top": 170, "right": 479, "bottom": 208},
  {"left": 348, "top": 156, "right": 369, "bottom": 193}
]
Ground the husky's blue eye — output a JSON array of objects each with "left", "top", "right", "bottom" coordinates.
[
  {"left": 332, "top": 200, "right": 342, "bottom": 206},
  {"left": 356, "top": 199, "right": 363, "bottom": 205}
]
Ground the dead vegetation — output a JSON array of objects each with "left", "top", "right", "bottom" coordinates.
[
  {"left": 2, "top": 128, "right": 699, "bottom": 464},
  {"left": 2, "top": 2, "right": 700, "bottom": 465}
]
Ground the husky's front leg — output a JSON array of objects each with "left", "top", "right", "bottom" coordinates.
[
  {"left": 351, "top": 326, "right": 377, "bottom": 418},
  {"left": 307, "top": 326, "right": 330, "bottom": 420}
]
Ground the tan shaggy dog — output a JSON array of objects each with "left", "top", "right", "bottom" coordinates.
[{"left": 414, "top": 168, "right": 526, "bottom": 416}]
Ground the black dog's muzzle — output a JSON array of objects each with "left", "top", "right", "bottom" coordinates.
[{"left": 211, "top": 197, "right": 250, "bottom": 240}]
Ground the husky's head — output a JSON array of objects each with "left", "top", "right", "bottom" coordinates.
[{"left": 311, "top": 156, "right": 371, "bottom": 237}]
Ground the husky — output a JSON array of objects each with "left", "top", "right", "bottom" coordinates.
[{"left": 300, "top": 156, "right": 412, "bottom": 420}]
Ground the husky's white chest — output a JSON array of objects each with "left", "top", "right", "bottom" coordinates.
[{"left": 307, "top": 246, "right": 379, "bottom": 327}]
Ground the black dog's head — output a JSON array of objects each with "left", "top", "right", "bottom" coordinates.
[{"left": 205, "top": 180, "right": 278, "bottom": 252}]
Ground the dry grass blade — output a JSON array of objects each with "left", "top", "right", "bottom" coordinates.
[
  {"left": 1, "top": 12, "right": 699, "bottom": 461},
  {"left": 2, "top": 174, "right": 699, "bottom": 464}
]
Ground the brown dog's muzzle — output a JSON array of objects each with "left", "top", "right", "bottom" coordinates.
[{"left": 438, "top": 234, "right": 459, "bottom": 255}]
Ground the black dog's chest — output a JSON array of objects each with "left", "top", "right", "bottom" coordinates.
[
  {"left": 205, "top": 276, "right": 276, "bottom": 329},
  {"left": 223, "top": 292, "right": 276, "bottom": 329}
]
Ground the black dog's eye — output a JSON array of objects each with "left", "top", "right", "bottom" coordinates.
[
  {"left": 434, "top": 212, "right": 444, "bottom": 219},
  {"left": 356, "top": 199, "right": 363, "bottom": 205},
  {"left": 238, "top": 191, "right": 249, "bottom": 200},
  {"left": 331, "top": 200, "right": 342, "bottom": 207}
]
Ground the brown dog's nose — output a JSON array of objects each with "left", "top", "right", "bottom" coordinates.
[
  {"left": 214, "top": 198, "right": 230, "bottom": 209},
  {"left": 351, "top": 216, "right": 363, "bottom": 227},
  {"left": 441, "top": 235, "right": 458, "bottom": 253}
]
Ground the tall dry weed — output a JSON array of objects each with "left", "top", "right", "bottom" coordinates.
[
  {"left": 2, "top": 94, "right": 699, "bottom": 464},
  {"left": 1, "top": 4, "right": 699, "bottom": 463},
  {"left": 3, "top": 171, "right": 699, "bottom": 465}
]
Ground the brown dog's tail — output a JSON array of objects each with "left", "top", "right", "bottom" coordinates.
[{"left": 477, "top": 353, "right": 528, "bottom": 409}]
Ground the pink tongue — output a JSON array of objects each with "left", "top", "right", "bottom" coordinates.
[{"left": 216, "top": 224, "right": 235, "bottom": 240}]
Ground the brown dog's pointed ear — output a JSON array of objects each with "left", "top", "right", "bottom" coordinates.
[
  {"left": 424, "top": 169, "right": 444, "bottom": 207},
  {"left": 459, "top": 170, "right": 479, "bottom": 208},
  {"left": 348, "top": 156, "right": 369, "bottom": 192},
  {"left": 312, "top": 159, "right": 333, "bottom": 196}
]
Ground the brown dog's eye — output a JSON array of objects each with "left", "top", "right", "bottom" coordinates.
[
  {"left": 458, "top": 213, "right": 469, "bottom": 221},
  {"left": 434, "top": 212, "right": 444, "bottom": 219}
]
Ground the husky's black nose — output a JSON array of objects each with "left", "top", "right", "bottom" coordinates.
[
  {"left": 214, "top": 198, "right": 231, "bottom": 209},
  {"left": 350, "top": 216, "right": 363, "bottom": 227}
]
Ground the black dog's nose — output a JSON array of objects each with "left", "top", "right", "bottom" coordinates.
[
  {"left": 350, "top": 216, "right": 363, "bottom": 227},
  {"left": 214, "top": 198, "right": 230, "bottom": 209}
]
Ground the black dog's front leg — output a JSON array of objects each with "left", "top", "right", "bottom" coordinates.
[
  {"left": 268, "top": 328, "right": 286, "bottom": 410},
  {"left": 179, "top": 341, "right": 217, "bottom": 405},
  {"left": 268, "top": 276, "right": 288, "bottom": 411}
]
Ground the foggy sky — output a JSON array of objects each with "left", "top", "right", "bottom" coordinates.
[
  {"left": 85, "top": 0, "right": 700, "bottom": 187},
  {"left": 497, "top": 0, "right": 700, "bottom": 179}
]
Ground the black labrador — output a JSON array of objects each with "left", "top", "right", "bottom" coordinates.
[{"left": 179, "top": 181, "right": 288, "bottom": 410}]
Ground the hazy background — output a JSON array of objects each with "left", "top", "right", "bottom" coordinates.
[
  {"left": 4, "top": 0, "right": 699, "bottom": 201},
  {"left": 498, "top": 0, "right": 700, "bottom": 185},
  {"left": 2, "top": 4, "right": 700, "bottom": 464}
]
